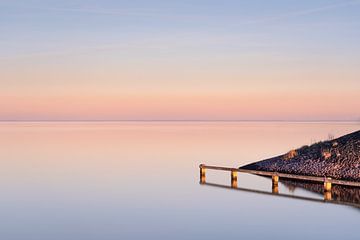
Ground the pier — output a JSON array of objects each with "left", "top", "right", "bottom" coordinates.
[{"left": 199, "top": 164, "right": 360, "bottom": 200}]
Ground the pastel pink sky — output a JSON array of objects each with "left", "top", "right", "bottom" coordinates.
[{"left": 1, "top": 1, "right": 360, "bottom": 121}]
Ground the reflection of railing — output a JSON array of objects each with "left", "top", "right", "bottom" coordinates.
[
  {"left": 200, "top": 182, "right": 360, "bottom": 208},
  {"left": 199, "top": 164, "right": 360, "bottom": 201}
]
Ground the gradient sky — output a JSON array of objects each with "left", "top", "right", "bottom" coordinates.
[{"left": 1, "top": 0, "right": 360, "bottom": 121}]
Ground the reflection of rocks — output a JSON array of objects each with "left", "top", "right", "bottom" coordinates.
[
  {"left": 281, "top": 179, "right": 360, "bottom": 207},
  {"left": 241, "top": 130, "right": 360, "bottom": 181},
  {"left": 286, "top": 184, "right": 296, "bottom": 193}
]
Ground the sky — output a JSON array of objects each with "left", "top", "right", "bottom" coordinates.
[{"left": 1, "top": 0, "right": 360, "bottom": 121}]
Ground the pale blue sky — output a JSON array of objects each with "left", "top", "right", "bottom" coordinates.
[{"left": 2, "top": 0, "right": 360, "bottom": 56}]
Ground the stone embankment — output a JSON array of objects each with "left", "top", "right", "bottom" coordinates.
[{"left": 241, "top": 130, "right": 360, "bottom": 181}]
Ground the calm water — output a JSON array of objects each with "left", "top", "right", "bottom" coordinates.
[{"left": 0, "top": 122, "right": 359, "bottom": 240}]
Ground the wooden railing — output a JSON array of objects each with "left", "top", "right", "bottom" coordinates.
[{"left": 199, "top": 164, "right": 360, "bottom": 200}]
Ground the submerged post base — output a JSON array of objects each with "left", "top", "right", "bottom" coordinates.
[
  {"left": 324, "top": 191, "right": 332, "bottom": 201},
  {"left": 200, "top": 165, "right": 206, "bottom": 184},
  {"left": 231, "top": 171, "right": 238, "bottom": 188},
  {"left": 272, "top": 175, "right": 279, "bottom": 194}
]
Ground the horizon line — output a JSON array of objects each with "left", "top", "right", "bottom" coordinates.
[{"left": 0, "top": 119, "right": 359, "bottom": 123}]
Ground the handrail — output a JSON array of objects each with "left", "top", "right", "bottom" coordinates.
[{"left": 199, "top": 164, "right": 360, "bottom": 188}]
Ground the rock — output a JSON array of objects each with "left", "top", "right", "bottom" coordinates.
[{"left": 240, "top": 130, "right": 360, "bottom": 181}]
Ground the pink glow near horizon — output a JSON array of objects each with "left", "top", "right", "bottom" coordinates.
[{"left": 1, "top": 91, "right": 359, "bottom": 121}]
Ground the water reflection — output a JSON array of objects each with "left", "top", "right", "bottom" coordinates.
[
  {"left": 281, "top": 179, "right": 360, "bottom": 208},
  {"left": 201, "top": 177, "right": 360, "bottom": 209},
  {"left": 2, "top": 122, "right": 360, "bottom": 239}
]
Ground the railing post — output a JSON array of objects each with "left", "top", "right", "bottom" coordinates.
[
  {"left": 200, "top": 164, "right": 206, "bottom": 184},
  {"left": 324, "top": 177, "right": 332, "bottom": 200},
  {"left": 324, "top": 177, "right": 332, "bottom": 192},
  {"left": 272, "top": 175, "right": 279, "bottom": 194},
  {"left": 231, "top": 171, "right": 238, "bottom": 188}
]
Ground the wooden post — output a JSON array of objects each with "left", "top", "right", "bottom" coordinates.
[
  {"left": 324, "top": 177, "right": 332, "bottom": 192},
  {"left": 231, "top": 171, "right": 238, "bottom": 188},
  {"left": 272, "top": 175, "right": 279, "bottom": 186},
  {"left": 200, "top": 165, "right": 206, "bottom": 184},
  {"left": 324, "top": 191, "right": 332, "bottom": 201},
  {"left": 272, "top": 175, "right": 279, "bottom": 194}
]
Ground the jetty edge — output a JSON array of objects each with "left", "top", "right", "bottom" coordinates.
[{"left": 240, "top": 130, "right": 360, "bottom": 182}]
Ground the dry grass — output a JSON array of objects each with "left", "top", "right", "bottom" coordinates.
[
  {"left": 283, "top": 149, "right": 297, "bottom": 161},
  {"left": 322, "top": 149, "right": 332, "bottom": 160}
]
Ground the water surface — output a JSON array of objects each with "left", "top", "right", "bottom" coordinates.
[{"left": 0, "top": 122, "right": 359, "bottom": 239}]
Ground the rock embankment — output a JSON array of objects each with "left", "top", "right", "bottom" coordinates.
[{"left": 241, "top": 130, "right": 360, "bottom": 181}]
